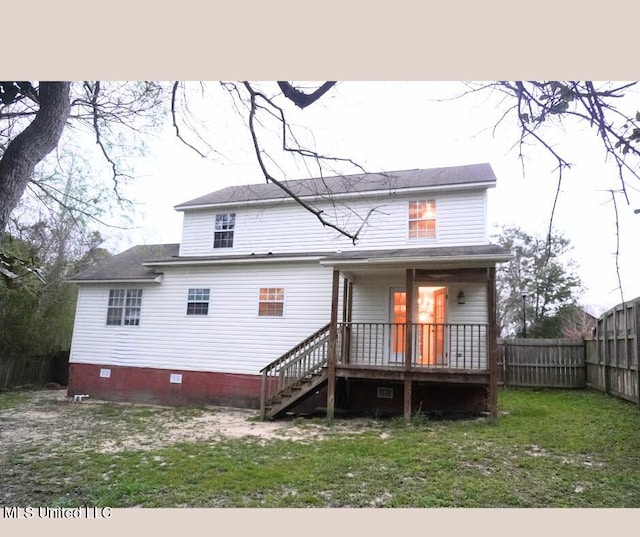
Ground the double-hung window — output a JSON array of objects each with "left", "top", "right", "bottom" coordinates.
[
  {"left": 214, "top": 213, "right": 236, "bottom": 248},
  {"left": 258, "top": 287, "right": 284, "bottom": 317},
  {"left": 187, "top": 288, "right": 210, "bottom": 315},
  {"left": 106, "top": 288, "right": 143, "bottom": 326},
  {"left": 408, "top": 200, "right": 436, "bottom": 240}
]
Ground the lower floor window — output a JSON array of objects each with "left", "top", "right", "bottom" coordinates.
[
  {"left": 187, "top": 288, "right": 210, "bottom": 315},
  {"left": 107, "top": 288, "right": 143, "bottom": 326},
  {"left": 258, "top": 287, "right": 284, "bottom": 317}
]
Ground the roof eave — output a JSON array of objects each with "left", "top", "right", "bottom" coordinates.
[
  {"left": 68, "top": 275, "right": 163, "bottom": 284},
  {"left": 143, "top": 255, "right": 325, "bottom": 267}
]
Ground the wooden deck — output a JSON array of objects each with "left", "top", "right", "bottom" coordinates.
[
  {"left": 335, "top": 363, "right": 490, "bottom": 384},
  {"left": 260, "top": 318, "right": 493, "bottom": 419}
]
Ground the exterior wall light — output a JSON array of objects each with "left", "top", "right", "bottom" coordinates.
[{"left": 457, "top": 289, "right": 465, "bottom": 304}]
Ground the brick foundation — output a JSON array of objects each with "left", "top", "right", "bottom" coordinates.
[{"left": 67, "top": 363, "right": 262, "bottom": 408}]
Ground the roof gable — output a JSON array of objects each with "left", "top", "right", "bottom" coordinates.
[{"left": 175, "top": 163, "right": 496, "bottom": 210}]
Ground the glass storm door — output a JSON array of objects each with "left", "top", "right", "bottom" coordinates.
[
  {"left": 390, "top": 289, "right": 406, "bottom": 363},
  {"left": 432, "top": 287, "right": 447, "bottom": 365},
  {"left": 416, "top": 286, "right": 447, "bottom": 365}
]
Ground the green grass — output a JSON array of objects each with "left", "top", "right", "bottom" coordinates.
[
  {"left": 1, "top": 388, "right": 639, "bottom": 507},
  {"left": 0, "top": 389, "right": 29, "bottom": 410}
]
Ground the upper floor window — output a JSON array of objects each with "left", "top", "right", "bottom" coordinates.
[
  {"left": 258, "top": 287, "right": 284, "bottom": 317},
  {"left": 106, "top": 288, "right": 143, "bottom": 326},
  {"left": 187, "top": 288, "right": 210, "bottom": 315},
  {"left": 408, "top": 200, "right": 436, "bottom": 240},
  {"left": 214, "top": 213, "right": 236, "bottom": 248}
]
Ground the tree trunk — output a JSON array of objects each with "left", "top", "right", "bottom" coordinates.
[{"left": 0, "top": 82, "right": 71, "bottom": 235}]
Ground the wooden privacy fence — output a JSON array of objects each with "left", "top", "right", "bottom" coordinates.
[
  {"left": 498, "top": 339, "right": 586, "bottom": 388},
  {"left": 0, "top": 351, "right": 69, "bottom": 390},
  {"left": 585, "top": 298, "right": 640, "bottom": 404},
  {"left": 497, "top": 297, "right": 640, "bottom": 406}
]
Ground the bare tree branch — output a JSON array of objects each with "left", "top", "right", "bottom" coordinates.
[
  {"left": 277, "top": 82, "right": 337, "bottom": 109},
  {"left": 86, "top": 81, "right": 133, "bottom": 199},
  {"left": 609, "top": 189, "right": 624, "bottom": 304},
  {"left": 470, "top": 81, "right": 640, "bottom": 301},
  {"left": 171, "top": 81, "right": 209, "bottom": 158},
  {"left": 243, "top": 82, "right": 373, "bottom": 244}
]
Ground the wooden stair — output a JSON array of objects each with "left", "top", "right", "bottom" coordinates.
[
  {"left": 260, "top": 323, "right": 331, "bottom": 420},
  {"left": 262, "top": 369, "right": 328, "bottom": 420}
]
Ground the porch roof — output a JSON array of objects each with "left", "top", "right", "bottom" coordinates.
[{"left": 319, "top": 244, "right": 512, "bottom": 269}]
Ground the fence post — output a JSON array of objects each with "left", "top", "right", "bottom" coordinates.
[
  {"left": 503, "top": 341, "right": 509, "bottom": 387},
  {"left": 634, "top": 298, "right": 640, "bottom": 406},
  {"left": 603, "top": 311, "right": 609, "bottom": 395}
]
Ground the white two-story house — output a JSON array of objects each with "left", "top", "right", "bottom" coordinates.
[{"left": 68, "top": 163, "right": 511, "bottom": 420}]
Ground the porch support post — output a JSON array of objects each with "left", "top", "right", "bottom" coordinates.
[
  {"left": 487, "top": 266, "right": 498, "bottom": 422},
  {"left": 327, "top": 269, "right": 340, "bottom": 424},
  {"left": 341, "top": 277, "right": 354, "bottom": 364},
  {"left": 404, "top": 269, "right": 415, "bottom": 422},
  {"left": 259, "top": 369, "right": 267, "bottom": 420}
]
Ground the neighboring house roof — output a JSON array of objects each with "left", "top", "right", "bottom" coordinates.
[
  {"left": 174, "top": 163, "right": 497, "bottom": 210},
  {"left": 69, "top": 243, "right": 512, "bottom": 283},
  {"left": 69, "top": 244, "right": 180, "bottom": 282}
]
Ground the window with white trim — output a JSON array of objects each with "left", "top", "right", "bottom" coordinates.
[
  {"left": 258, "top": 287, "right": 284, "bottom": 317},
  {"left": 214, "top": 213, "right": 236, "bottom": 248},
  {"left": 106, "top": 288, "right": 143, "bottom": 326},
  {"left": 187, "top": 288, "right": 210, "bottom": 315},
  {"left": 408, "top": 200, "right": 436, "bottom": 240}
]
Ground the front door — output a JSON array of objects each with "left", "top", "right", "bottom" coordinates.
[{"left": 389, "top": 286, "right": 447, "bottom": 365}]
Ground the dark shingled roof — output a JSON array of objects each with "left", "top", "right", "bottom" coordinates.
[
  {"left": 70, "top": 244, "right": 180, "bottom": 282},
  {"left": 174, "top": 163, "right": 496, "bottom": 209},
  {"left": 320, "top": 244, "right": 513, "bottom": 264}
]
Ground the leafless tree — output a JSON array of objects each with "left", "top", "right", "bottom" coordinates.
[
  {"left": 6, "top": 80, "right": 640, "bottom": 260},
  {"left": 1, "top": 81, "right": 383, "bottom": 250},
  {"left": 465, "top": 81, "right": 640, "bottom": 300}
]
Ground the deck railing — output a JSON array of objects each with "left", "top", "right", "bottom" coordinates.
[{"left": 338, "top": 322, "right": 488, "bottom": 370}]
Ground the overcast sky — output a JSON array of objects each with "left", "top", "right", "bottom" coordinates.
[{"left": 107, "top": 81, "right": 640, "bottom": 312}]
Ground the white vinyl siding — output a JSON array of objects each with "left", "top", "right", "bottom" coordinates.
[
  {"left": 69, "top": 262, "right": 333, "bottom": 375},
  {"left": 447, "top": 283, "right": 488, "bottom": 369},
  {"left": 178, "top": 189, "right": 488, "bottom": 257}
]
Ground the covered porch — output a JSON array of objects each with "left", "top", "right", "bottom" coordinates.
[{"left": 260, "top": 245, "right": 510, "bottom": 421}]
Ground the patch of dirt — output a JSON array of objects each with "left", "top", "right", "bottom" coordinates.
[
  {"left": 524, "top": 444, "right": 605, "bottom": 468},
  {"left": 0, "top": 390, "right": 376, "bottom": 455}
]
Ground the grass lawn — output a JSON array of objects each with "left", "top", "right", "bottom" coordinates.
[{"left": 1, "top": 387, "right": 639, "bottom": 507}]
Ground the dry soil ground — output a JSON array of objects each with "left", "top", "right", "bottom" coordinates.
[{"left": 0, "top": 389, "right": 375, "bottom": 457}]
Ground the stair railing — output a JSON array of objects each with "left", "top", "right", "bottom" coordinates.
[{"left": 260, "top": 323, "right": 331, "bottom": 418}]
